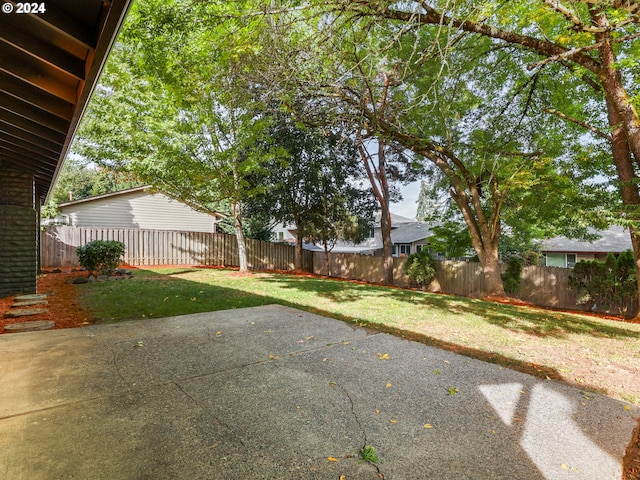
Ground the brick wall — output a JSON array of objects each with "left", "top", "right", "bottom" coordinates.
[{"left": 0, "top": 164, "right": 37, "bottom": 298}]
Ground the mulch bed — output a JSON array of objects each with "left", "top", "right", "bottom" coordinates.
[{"left": 0, "top": 270, "right": 90, "bottom": 334}]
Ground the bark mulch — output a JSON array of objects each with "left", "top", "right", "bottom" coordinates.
[{"left": 0, "top": 270, "right": 90, "bottom": 334}]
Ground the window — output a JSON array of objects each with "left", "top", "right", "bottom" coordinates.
[
  {"left": 393, "top": 244, "right": 411, "bottom": 257},
  {"left": 278, "top": 231, "right": 284, "bottom": 241},
  {"left": 367, "top": 227, "right": 375, "bottom": 239},
  {"left": 545, "top": 253, "right": 577, "bottom": 268},
  {"left": 416, "top": 244, "right": 428, "bottom": 253}
]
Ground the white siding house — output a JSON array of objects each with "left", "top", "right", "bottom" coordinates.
[{"left": 55, "top": 186, "right": 223, "bottom": 232}]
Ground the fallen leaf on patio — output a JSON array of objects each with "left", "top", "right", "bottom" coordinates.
[
  {"left": 424, "top": 423, "right": 433, "bottom": 429},
  {"left": 448, "top": 387, "right": 458, "bottom": 396},
  {"left": 323, "top": 358, "right": 329, "bottom": 362},
  {"left": 327, "top": 457, "right": 339, "bottom": 462},
  {"left": 296, "top": 405, "right": 301, "bottom": 410},
  {"left": 374, "top": 409, "right": 380, "bottom": 414},
  {"left": 625, "top": 405, "right": 631, "bottom": 411},
  {"left": 389, "top": 419, "right": 397, "bottom": 424},
  {"left": 216, "top": 331, "right": 222, "bottom": 335},
  {"left": 433, "top": 369, "right": 440, "bottom": 375},
  {"left": 343, "top": 341, "right": 351, "bottom": 345},
  {"left": 268, "top": 355, "right": 280, "bottom": 360},
  {"left": 377, "top": 353, "right": 389, "bottom": 360},
  {"left": 339, "top": 476, "right": 346, "bottom": 480},
  {"left": 386, "top": 383, "right": 392, "bottom": 388},
  {"left": 305, "top": 336, "right": 314, "bottom": 340}
]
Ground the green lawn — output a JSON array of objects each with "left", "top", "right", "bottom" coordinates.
[{"left": 78, "top": 267, "right": 640, "bottom": 405}]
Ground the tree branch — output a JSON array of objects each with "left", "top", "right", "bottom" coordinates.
[{"left": 543, "top": 107, "right": 612, "bottom": 140}]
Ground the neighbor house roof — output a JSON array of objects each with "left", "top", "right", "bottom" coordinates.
[
  {"left": 541, "top": 226, "right": 632, "bottom": 254},
  {"left": 374, "top": 211, "right": 415, "bottom": 225},
  {"left": 390, "top": 222, "right": 432, "bottom": 244},
  {"left": 59, "top": 185, "right": 149, "bottom": 207},
  {"left": 59, "top": 185, "right": 225, "bottom": 219}
]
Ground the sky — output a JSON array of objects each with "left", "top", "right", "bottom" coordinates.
[{"left": 390, "top": 180, "right": 422, "bottom": 221}]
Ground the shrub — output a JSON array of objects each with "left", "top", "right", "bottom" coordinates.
[
  {"left": 76, "top": 240, "right": 125, "bottom": 276},
  {"left": 404, "top": 249, "right": 437, "bottom": 290},
  {"left": 501, "top": 257, "right": 523, "bottom": 295},
  {"left": 568, "top": 250, "right": 637, "bottom": 315},
  {"left": 522, "top": 250, "right": 541, "bottom": 266}
]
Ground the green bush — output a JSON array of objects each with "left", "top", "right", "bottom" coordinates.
[
  {"left": 501, "top": 257, "right": 523, "bottom": 295},
  {"left": 568, "top": 250, "right": 637, "bottom": 315},
  {"left": 76, "top": 240, "right": 125, "bottom": 276},
  {"left": 404, "top": 249, "right": 437, "bottom": 290}
]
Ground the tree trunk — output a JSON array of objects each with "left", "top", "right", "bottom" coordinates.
[
  {"left": 592, "top": 11, "right": 640, "bottom": 317},
  {"left": 357, "top": 138, "right": 395, "bottom": 285},
  {"left": 294, "top": 224, "right": 304, "bottom": 271},
  {"left": 379, "top": 204, "right": 394, "bottom": 284},
  {"left": 232, "top": 201, "right": 249, "bottom": 273},
  {"left": 475, "top": 242, "right": 505, "bottom": 298},
  {"left": 323, "top": 238, "right": 331, "bottom": 276}
]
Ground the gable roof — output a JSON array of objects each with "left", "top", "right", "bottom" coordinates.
[
  {"left": 58, "top": 185, "right": 149, "bottom": 207},
  {"left": 58, "top": 185, "right": 224, "bottom": 219},
  {"left": 541, "top": 226, "right": 632, "bottom": 254},
  {"left": 390, "top": 222, "right": 432, "bottom": 244},
  {"left": 374, "top": 211, "right": 415, "bottom": 226}
]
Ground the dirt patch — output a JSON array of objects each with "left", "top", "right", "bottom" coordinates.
[{"left": 0, "top": 271, "right": 90, "bottom": 334}]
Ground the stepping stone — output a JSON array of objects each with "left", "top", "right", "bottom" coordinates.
[
  {"left": 12, "top": 300, "right": 48, "bottom": 308},
  {"left": 4, "top": 320, "right": 55, "bottom": 333},
  {"left": 14, "top": 294, "right": 47, "bottom": 302},
  {"left": 4, "top": 308, "right": 48, "bottom": 318}
]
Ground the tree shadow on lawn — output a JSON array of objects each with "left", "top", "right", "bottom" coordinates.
[
  {"left": 257, "top": 273, "right": 640, "bottom": 341},
  {"left": 79, "top": 269, "right": 567, "bottom": 385}
]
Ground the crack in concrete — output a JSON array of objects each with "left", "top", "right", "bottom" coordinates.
[
  {"left": 173, "top": 381, "right": 248, "bottom": 449},
  {"left": 329, "top": 379, "right": 385, "bottom": 478}
]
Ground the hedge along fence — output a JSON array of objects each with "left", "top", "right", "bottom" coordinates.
[
  {"left": 41, "top": 226, "right": 313, "bottom": 272},
  {"left": 312, "top": 252, "right": 636, "bottom": 316}
]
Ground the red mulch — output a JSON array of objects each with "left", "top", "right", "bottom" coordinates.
[{"left": 0, "top": 270, "right": 90, "bottom": 334}]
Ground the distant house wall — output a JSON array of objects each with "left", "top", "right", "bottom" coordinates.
[
  {"left": 59, "top": 190, "right": 219, "bottom": 232},
  {"left": 272, "top": 222, "right": 297, "bottom": 243}
]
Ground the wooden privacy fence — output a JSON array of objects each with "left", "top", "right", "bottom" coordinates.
[
  {"left": 41, "top": 226, "right": 633, "bottom": 316},
  {"left": 41, "top": 226, "right": 313, "bottom": 272},
  {"left": 313, "top": 252, "right": 635, "bottom": 315}
]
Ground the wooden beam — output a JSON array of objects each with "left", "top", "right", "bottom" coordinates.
[
  {"left": 0, "top": 94, "right": 69, "bottom": 135},
  {"left": 0, "top": 18, "right": 86, "bottom": 81},
  {"left": 0, "top": 71, "right": 74, "bottom": 121},
  {"left": 0, "top": 137, "right": 61, "bottom": 163},
  {"left": 0, "top": 109, "right": 65, "bottom": 144},
  {"left": 0, "top": 120, "right": 62, "bottom": 155},
  {"left": 4, "top": 1, "right": 97, "bottom": 50},
  {"left": 0, "top": 42, "right": 78, "bottom": 104}
]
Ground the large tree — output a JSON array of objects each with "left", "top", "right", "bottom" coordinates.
[
  {"left": 249, "top": 112, "right": 376, "bottom": 271},
  {"left": 234, "top": 1, "right": 611, "bottom": 296},
  {"left": 304, "top": 0, "right": 640, "bottom": 301},
  {"left": 74, "top": 0, "right": 274, "bottom": 272}
]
